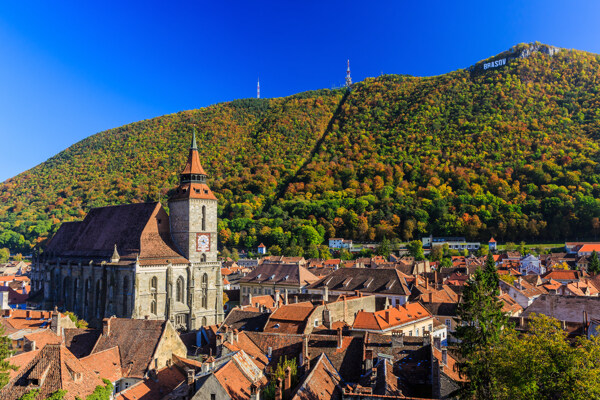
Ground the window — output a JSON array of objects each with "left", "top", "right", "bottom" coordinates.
[
  {"left": 416, "top": 328, "right": 419, "bottom": 336},
  {"left": 150, "top": 277, "right": 158, "bottom": 292},
  {"left": 408, "top": 330, "right": 412, "bottom": 336},
  {"left": 211, "top": 395, "right": 216, "bottom": 400},
  {"left": 201, "top": 253, "right": 206, "bottom": 262},
  {"left": 176, "top": 277, "right": 185, "bottom": 303},
  {"left": 428, "top": 324, "right": 433, "bottom": 332},
  {"left": 122, "top": 276, "right": 129, "bottom": 316},
  {"left": 201, "top": 273, "right": 208, "bottom": 308},
  {"left": 314, "top": 320, "right": 320, "bottom": 327},
  {"left": 202, "top": 206, "right": 206, "bottom": 231},
  {"left": 445, "top": 319, "right": 452, "bottom": 329},
  {"left": 151, "top": 300, "right": 157, "bottom": 315}
]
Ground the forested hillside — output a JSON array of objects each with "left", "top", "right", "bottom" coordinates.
[{"left": 3, "top": 43, "right": 600, "bottom": 255}]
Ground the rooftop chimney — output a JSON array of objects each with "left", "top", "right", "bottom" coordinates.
[
  {"left": 391, "top": 331, "right": 403, "bottom": 349},
  {"left": 0, "top": 292, "right": 9, "bottom": 311},
  {"left": 323, "top": 286, "right": 329, "bottom": 302},
  {"left": 250, "top": 382, "right": 260, "bottom": 400},
  {"left": 284, "top": 289, "right": 289, "bottom": 305},
  {"left": 275, "top": 378, "right": 283, "bottom": 400},
  {"left": 248, "top": 292, "right": 253, "bottom": 307},
  {"left": 50, "top": 308, "right": 61, "bottom": 336},
  {"left": 337, "top": 328, "right": 343, "bottom": 349},
  {"left": 103, "top": 317, "right": 112, "bottom": 337},
  {"left": 284, "top": 366, "right": 292, "bottom": 398},
  {"left": 433, "top": 336, "right": 441, "bottom": 350},
  {"left": 441, "top": 348, "right": 448, "bottom": 365}
]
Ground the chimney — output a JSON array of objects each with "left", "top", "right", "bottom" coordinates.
[
  {"left": 267, "top": 346, "right": 272, "bottom": 358},
  {"left": 102, "top": 317, "right": 112, "bottom": 337},
  {"left": 433, "top": 336, "right": 441, "bottom": 350},
  {"left": 434, "top": 270, "right": 439, "bottom": 287},
  {"left": 428, "top": 292, "right": 433, "bottom": 303},
  {"left": 0, "top": 292, "right": 10, "bottom": 311},
  {"left": 302, "top": 334, "right": 310, "bottom": 369},
  {"left": 391, "top": 332, "right": 403, "bottom": 349},
  {"left": 250, "top": 382, "right": 260, "bottom": 400},
  {"left": 51, "top": 308, "right": 61, "bottom": 336},
  {"left": 30, "top": 340, "right": 36, "bottom": 351},
  {"left": 284, "top": 289, "right": 289, "bottom": 305},
  {"left": 384, "top": 310, "right": 390, "bottom": 323},
  {"left": 248, "top": 292, "right": 253, "bottom": 307},
  {"left": 441, "top": 348, "right": 448, "bottom": 366},
  {"left": 337, "top": 328, "right": 343, "bottom": 349},
  {"left": 294, "top": 295, "right": 298, "bottom": 304},
  {"left": 425, "top": 277, "right": 429, "bottom": 290},
  {"left": 323, "top": 286, "right": 329, "bottom": 302},
  {"left": 275, "top": 290, "right": 281, "bottom": 308},
  {"left": 284, "top": 366, "right": 292, "bottom": 398},
  {"left": 275, "top": 378, "right": 283, "bottom": 400},
  {"left": 233, "top": 329, "right": 239, "bottom": 343},
  {"left": 186, "top": 368, "right": 195, "bottom": 386}
]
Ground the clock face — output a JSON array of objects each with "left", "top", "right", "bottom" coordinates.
[{"left": 196, "top": 233, "right": 210, "bottom": 253}]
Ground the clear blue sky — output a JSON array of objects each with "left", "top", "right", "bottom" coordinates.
[{"left": 1, "top": 1, "right": 599, "bottom": 181}]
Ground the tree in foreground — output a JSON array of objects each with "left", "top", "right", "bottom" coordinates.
[
  {"left": 492, "top": 314, "right": 600, "bottom": 400},
  {"left": 407, "top": 240, "right": 425, "bottom": 261},
  {"left": 0, "top": 325, "right": 16, "bottom": 389},
  {"left": 589, "top": 250, "right": 600, "bottom": 274},
  {"left": 455, "top": 252, "right": 507, "bottom": 399}
]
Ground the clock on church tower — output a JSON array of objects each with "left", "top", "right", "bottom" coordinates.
[{"left": 168, "top": 130, "right": 218, "bottom": 263}]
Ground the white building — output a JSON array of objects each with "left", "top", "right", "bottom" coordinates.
[{"left": 328, "top": 238, "right": 353, "bottom": 249}]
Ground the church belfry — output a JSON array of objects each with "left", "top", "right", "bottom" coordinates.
[{"left": 169, "top": 130, "right": 218, "bottom": 264}]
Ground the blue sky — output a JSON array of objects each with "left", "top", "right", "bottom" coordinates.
[{"left": 1, "top": 1, "right": 600, "bottom": 181}]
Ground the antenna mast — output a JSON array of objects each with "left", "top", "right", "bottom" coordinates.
[
  {"left": 257, "top": 78, "right": 260, "bottom": 99},
  {"left": 345, "top": 59, "right": 352, "bottom": 87}
]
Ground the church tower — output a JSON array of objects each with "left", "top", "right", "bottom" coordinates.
[{"left": 169, "top": 130, "right": 218, "bottom": 263}]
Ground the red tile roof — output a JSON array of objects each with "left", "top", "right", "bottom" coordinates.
[
  {"left": 290, "top": 353, "right": 342, "bottom": 400},
  {"left": 116, "top": 365, "right": 187, "bottom": 400},
  {"left": 79, "top": 346, "right": 122, "bottom": 382},
  {"left": 352, "top": 303, "right": 432, "bottom": 331},
  {"left": 0, "top": 344, "right": 105, "bottom": 400}
]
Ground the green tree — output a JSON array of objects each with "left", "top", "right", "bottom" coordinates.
[
  {"left": 589, "top": 250, "right": 600, "bottom": 274},
  {"left": 407, "top": 240, "right": 425, "bottom": 261},
  {"left": 492, "top": 314, "right": 600, "bottom": 400},
  {"left": 231, "top": 248, "right": 240, "bottom": 262},
  {"left": 429, "top": 245, "right": 443, "bottom": 262},
  {"left": 455, "top": 256, "right": 507, "bottom": 399},
  {"left": 476, "top": 245, "right": 489, "bottom": 257},
  {"left": 339, "top": 248, "right": 352, "bottom": 260},
  {"left": 304, "top": 243, "right": 319, "bottom": 259},
  {"left": 440, "top": 257, "right": 453, "bottom": 269},
  {"left": 0, "top": 248, "right": 8, "bottom": 263},
  {"left": 518, "top": 241, "right": 526, "bottom": 255},
  {"left": 319, "top": 245, "right": 332, "bottom": 260},
  {"left": 0, "top": 325, "right": 16, "bottom": 389},
  {"left": 269, "top": 245, "right": 282, "bottom": 256},
  {"left": 221, "top": 247, "right": 232, "bottom": 259},
  {"left": 376, "top": 237, "right": 391, "bottom": 258}
]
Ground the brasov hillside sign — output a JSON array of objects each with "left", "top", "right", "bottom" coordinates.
[{"left": 483, "top": 58, "right": 506, "bottom": 70}]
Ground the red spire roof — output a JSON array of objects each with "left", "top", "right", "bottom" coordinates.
[
  {"left": 181, "top": 146, "right": 208, "bottom": 175},
  {"left": 489, "top": 237, "right": 497, "bottom": 243}
]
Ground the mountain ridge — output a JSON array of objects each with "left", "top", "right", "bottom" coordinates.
[{"left": 3, "top": 42, "right": 600, "bottom": 254}]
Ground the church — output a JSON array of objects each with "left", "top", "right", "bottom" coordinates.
[{"left": 31, "top": 132, "right": 224, "bottom": 330}]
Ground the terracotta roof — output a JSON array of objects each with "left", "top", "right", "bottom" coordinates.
[
  {"left": 0, "top": 344, "right": 105, "bottom": 400},
  {"left": 240, "top": 263, "right": 319, "bottom": 286},
  {"left": 63, "top": 328, "right": 101, "bottom": 358},
  {"left": 578, "top": 244, "right": 600, "bottom": 253},
  {"left": 499, "top": 293, "right": 523, "bottom": 315},
  {"left": 0, "top": 309, "right": 53, "bottom": 332},
  {"left": 91, "top": 318, "right": 166, "bottom": 379},
  {"left": 258, "top": 243, "right": 266, "bottom": 248},
  {"left": 542, "top": 270, "right": 581, "bottom": 281},
  {"left": 79, "top": 346, "right": 122, "bottom": 382},
  {"left": 489, "top": 237, "right": 496, "bottom": 243},
  {"left": 5, "top": 349, "right": 40, "bottom": 382},
  {"left": 181, "top": 145, "right": 207, "bottom": 176},
  {"left": 212, "top": 351, "right": 267, "bottom": 398},
  {"left": 352, "top": 303, "right": 432, "bottom": 331},
  {"left": 23, "top": 330, "right": 63, "bottom": 348},
  {"left": 169, "top": 182, "right": 217, "bottom": 201},
  {"left": 116, "top": 365, "right": 187, "bottom": 400},
  {"left": 220, "top": 309, "right": 269, "bottom": 332},
  {"left": 221, "top": 331, "right": 269, "bottom": 370},
  {"left": 432, "top": 346, "right": 466, "bottom": 382},
  {"left": 307, "top": 267, "right": 410, "bottom": 296},
  {"left": 290, "top": 353, "right": 342, "bottom": 400},
  {"left": 264, "top": 304, "right": 316, "bottom": 334},
  {"left": 46, "top": 202, "right": 187, "bottom": 263}
]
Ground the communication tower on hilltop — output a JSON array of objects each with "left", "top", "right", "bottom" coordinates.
[
  {"left": 345, "top": 59, "right": 352, "bottom": 87},
  {"left": 257, "top": 78, "right": 260, "bottom": 99}
]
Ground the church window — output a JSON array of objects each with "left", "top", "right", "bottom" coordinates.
[
  {"left": 202, "top": 317, "right": 207, "bottom": 327},
  {"left": 122, "top": 276, "right": 129, "bottom": 316},
  {"left": 201, "top": 206, "right": 206, "bottom": 231},
  {"left": 151, "top": 300, "right": 157, "bottom": 315},
  {"left": 201, "top": 273, "right": 208, "bottom": 308},
  {"left": 176, "top": 277, "right": 185, "bottom": 303},
  {"left": 150, "top": 277, "right": 158, "bottom": 292},
  {"left": 201, "top": 253, "right": 206, "bottom": 262}
]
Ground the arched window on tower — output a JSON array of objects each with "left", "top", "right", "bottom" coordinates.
[
  {"left": 202, "top": 205, "right": 206, "bottom": 231},
  {"left": 122, "top": 276, "right": 129, "bottom": 316},
  {"left": 150, "top": 277, "right": 158, "bottom": 292},
  {"left": 176, "top": 277, "right": 184, "bottom": 303},
  {"left": 201, "top": 253, "right": 206, "bottom": 262},
  {"left": 150, "top": 276, "right": 158, "bottom": 316},
  {"left": 151, "top": 300, "right": 157, "bottom": 315},
  {"left": 201, "top": 273, "right": 208, "bottom": 308}
]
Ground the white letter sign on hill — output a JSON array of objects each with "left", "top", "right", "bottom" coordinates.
[{"left": 483, "top": 58, "right": 506, "bottom": 70}]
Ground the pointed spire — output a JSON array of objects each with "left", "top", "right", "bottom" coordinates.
[
  {"left": 111, "top": 244, "right": 120, "bottom": 263},
  {"left": 191, "top": 128, "right": 198, "bottom": 150}
]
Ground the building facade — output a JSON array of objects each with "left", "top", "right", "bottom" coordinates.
[{"left": 32, "top": 132, "right": 224, "bottom": 330}]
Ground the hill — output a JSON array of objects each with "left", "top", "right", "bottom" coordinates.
[{"left": 3, "top": 42, "right": 600, "bottom": 255}]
